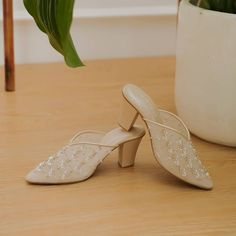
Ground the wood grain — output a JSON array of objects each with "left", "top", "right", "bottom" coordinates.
[
  {"left": 0, "top": 57, "right": 235, "bottom": 235},
  {"left": 3, "top": 0, "right": 15, "bottom": 91}
]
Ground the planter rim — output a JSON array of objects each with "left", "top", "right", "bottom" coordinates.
[{"left": 182, "top": 0, "right": 236, "bottom": 18}]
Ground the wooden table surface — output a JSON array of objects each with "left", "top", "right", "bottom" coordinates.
[{"left": 0, "top": 57, "right": 235, "bottom": 235}]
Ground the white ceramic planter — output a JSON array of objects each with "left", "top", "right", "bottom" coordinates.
[{"left": 175, "top": 0, "right": 236, "bottom": 147}]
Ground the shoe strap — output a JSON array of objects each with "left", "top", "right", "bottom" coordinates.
[
  {"left": 143, "top": 109, "right": 190, "bottom": 140},
  {"left": 68, "top": 142, "right": 117, "bottom": 148},
  {"left": 69, "top": 130, "right": 117, "bottom": 148}
]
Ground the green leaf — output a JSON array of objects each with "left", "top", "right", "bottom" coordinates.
[
  {"left": 23, "top": 0, "right": 84, "bottom": 68},
  {"left": 189, "top": 0, "right": 211, "bottom": 10}
]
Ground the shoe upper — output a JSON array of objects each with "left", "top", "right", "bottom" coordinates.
[{"left": 25, "top": 131, "right": 114, "bottom": 184}]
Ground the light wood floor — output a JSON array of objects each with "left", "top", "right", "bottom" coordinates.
[{"left": 0, "top": 57, "right": 236, "bottom": 235}]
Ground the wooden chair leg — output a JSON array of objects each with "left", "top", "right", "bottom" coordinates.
[{"left": 3, "top": 0, "right": 15, "bottom": 91}]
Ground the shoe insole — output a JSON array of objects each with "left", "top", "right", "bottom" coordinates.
[
  {"left": 122, "top": 84, "right": 162, "bottom": 123},
  {"left": 100, "top": 126, "right": 145, "bottom": 147}
]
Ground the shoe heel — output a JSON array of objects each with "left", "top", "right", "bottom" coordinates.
[
  {"left": 118, "top": 97, "right": 139, "bottom": 131},
  {"left": 118, "top": 136, "right": 143, "bottom": 168}
]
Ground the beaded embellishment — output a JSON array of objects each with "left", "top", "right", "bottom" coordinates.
[
  {"left": 145, "top": 110, "right": 210, "bottom": 180},
  {"left": 31, "top": 131, "right": 115, "bottom": 182}
]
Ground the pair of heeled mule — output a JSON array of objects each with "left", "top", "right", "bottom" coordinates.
[{"left": 26, "top": 84, "right": 213, "bottom": 190}]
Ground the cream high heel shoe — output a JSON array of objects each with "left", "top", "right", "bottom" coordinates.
[
  {"left": 26, "top": 126, "right": 145, "bottom": 184},
  {"left": 118, "top": 84, "right": 213, "bottom": 190}
]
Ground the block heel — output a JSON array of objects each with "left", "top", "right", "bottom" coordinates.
[
  {"left": 118, "top": 136, "right": 143, "bottom": 168},
  {"left": 118, "top": 97, "right": 139, "bottom": 131}
]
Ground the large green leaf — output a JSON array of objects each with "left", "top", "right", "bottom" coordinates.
[{"left": 23, "top": 0, "right": 84, "bottom": 67}]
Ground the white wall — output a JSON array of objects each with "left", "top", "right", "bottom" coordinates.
[{"left": 0, "top": 0, "right": 177, "bottom": 64}]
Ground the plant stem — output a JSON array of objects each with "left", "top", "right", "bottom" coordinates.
[{"left": 197, "top": 0, "right": 202, "bottom": 6}]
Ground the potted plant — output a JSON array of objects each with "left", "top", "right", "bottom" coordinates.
[{"left": 175, "top": 0, "right": 236, "bottom": 146}]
